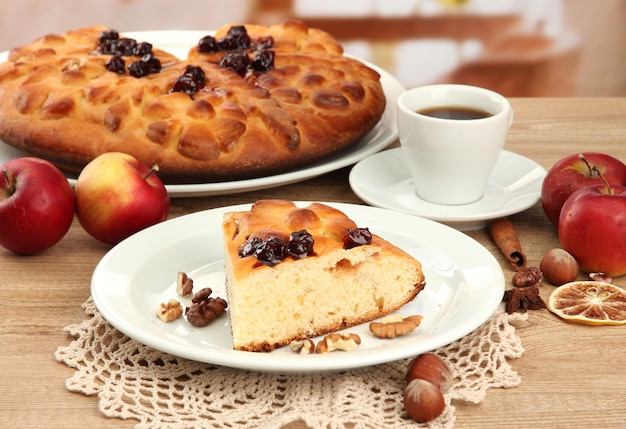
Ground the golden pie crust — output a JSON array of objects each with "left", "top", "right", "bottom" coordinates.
[{"left": 0, "top": 20, "right": 386, "bottom": 183}]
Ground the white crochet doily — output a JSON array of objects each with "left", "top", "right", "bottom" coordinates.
[{"left": 55, "top": 298, "right": 527, "bottom": 429}]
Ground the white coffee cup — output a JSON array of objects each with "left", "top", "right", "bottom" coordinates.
[{"left": 397, "top": 84, "right": 513, "bottom": 205}]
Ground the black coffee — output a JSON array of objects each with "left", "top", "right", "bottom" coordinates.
[{"left": 417, "top": 106, "right": 492, "bottom": 120}]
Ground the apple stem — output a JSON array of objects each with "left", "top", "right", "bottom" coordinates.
[
  {"left": 578, "top": 153, "right": 599, "bottom": 178},
  {"left": 2, "top": 169, "right": 16, "bottom": 196},
  {"left": 597, "top": 169, "right": 614, "bottom": 195},
  {"left": 578, "top": 153, "right": 613, "bottom": 195},
  {"left": 144, "top": 164, "right": 160, "bottom": 180}
]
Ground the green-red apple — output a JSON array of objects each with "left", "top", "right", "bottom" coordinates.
[
  {"left": 0, "top": 157, "right": 75, "bottom": 254},
  {"left": 75, "top": 152, "right": 170, "bottom": 245}
]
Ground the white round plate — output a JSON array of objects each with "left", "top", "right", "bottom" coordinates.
[
  {"left": 0, "top": 31, "right": 404, "bottom": 198},
  {"left": 91, "top": 202, "right": 504, "bottom": 373},
  {"left": 349, "top": 148, "right": 547, "bottom": 231}
]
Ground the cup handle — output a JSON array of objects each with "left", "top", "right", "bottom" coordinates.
[{"left": 508, "top": 108, "right": 514, "bottom": 128}]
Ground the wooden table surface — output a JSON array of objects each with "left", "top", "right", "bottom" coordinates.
[{"left": 1, "top": 97, "right": 625, "bottom": 429}]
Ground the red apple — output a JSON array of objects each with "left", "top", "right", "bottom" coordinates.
[
  {"left": 75, "top": 152, "right": 170, "bottom": 245},
  {"left": 558, "top": 183, "right": 626, "bottom": 277},
  {"left": 541, "top": 153, "right": 626, "bottom": 227},
  {"left": 0, "top": 157, "right": 75, "bottom": 254}
]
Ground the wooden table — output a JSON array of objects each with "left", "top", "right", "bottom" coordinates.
[{"left": 1, "top": 98, "right": 625, "bottom": 428}]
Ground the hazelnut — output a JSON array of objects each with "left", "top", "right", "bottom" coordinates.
[
  {"left": 403, "top": 378, "right": 445, "bottom": 423},
  {"left": 405, "top": 353, "right": 452, "bottom": 393},
  {"left": 540, "top": 248, "right": 579, "bottom": 285}
]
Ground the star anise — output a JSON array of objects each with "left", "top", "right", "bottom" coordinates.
[{"left": 502, "top": 285, "right": 547, "bottom": 314}]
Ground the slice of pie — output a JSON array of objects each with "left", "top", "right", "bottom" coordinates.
[{"left": 222, "top": 200, "right": 426, "bottom": 352}]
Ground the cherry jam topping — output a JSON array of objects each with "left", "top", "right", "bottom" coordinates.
[
  {"left": 255, "top": 237, "right": 288, "bottom": 267},
  {"left": 239, "top": 236, "right": 287, "bottom": 266},
  {"left": 198, "top": 35, "right": 219, "bottom": 53},
  {"left": 343, "top": 228, "right": 372, "bottom": 249},
  {"left": 250, "top": 50, "right": 275, "bottom": 72},
  {"left": 219, "top": 50, "right": 250, "bottom": 76},
  {"left": 134, "top": 42, "right": 154, "bottom": 57},
  {"left": 196, "top": 25, "right": 275, "bottom": 76},
  {"left": 239, "top": 227, "right": 372, "bottom": 266},
  {"left": 99, "top": 29, "right": 162, "bottom": 77},
  {"left": 171, "top": 65, "right": 206, "bottom": 96},
  {"left": 287, "top": 230, "right": 314, "bottom": 259},
  {"left": 104, "top": 55, "right": 126, "bottom": 74},
  {"left": 225, "top": 25, "right": 251, "bottom": 49},
  {"left": 128, "top": 53, "right": 161, "bottom": 78},
  {"left": 98, "top": 30, "right": 119, "bottom": 43},
  {"left": 253, "top": 36, "right": 274, "bottom": 51},
  {"left": 239, "top": 229, "right": 313, "bottom": 266},
  {"left": 238, "top": 236, "right": 263, "bottom": 258}
]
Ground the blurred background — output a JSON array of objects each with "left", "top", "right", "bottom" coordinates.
[{"left": 1, "top": 0, "right": 624, "bottom": 96}]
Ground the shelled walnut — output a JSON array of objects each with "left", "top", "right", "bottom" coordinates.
[
  {"left": 315, "top": 333, "right": 361, "bottom": 353},
  {"left": 176, "top": 271, "right": 194, "bottom": 296},
  {"left": 156, "top": 299, "right": 183, "bottom": 322},
  {"left": 186, "top": 287, "right": 228, "bottom": 327},
  {"left": 289, "top": 339, "right": 315, "bottom": 355}
]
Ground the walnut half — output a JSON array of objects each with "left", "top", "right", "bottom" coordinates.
[
  {"left": 289, "top": 338, "right": 315, "bottom": 355},
  {"left": 185, "top": 287, "right": 228, "bottom": 327},
  {"left": 156, "top": 299, "right": 184, "bottom": 322},
  {"left": 315, "top": 333, "right": 361, "bottom": 353},
  {"left": 176, "top": 271, "right": 194, "bottom": 296}
]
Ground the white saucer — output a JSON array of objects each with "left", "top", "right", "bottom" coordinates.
[{"left": 349, "top": 148, "right": 546, "bottom": 231}]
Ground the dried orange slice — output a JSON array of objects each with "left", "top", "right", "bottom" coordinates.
[{"left": 547, "top": 281, "right": 626, "bottom": 325}]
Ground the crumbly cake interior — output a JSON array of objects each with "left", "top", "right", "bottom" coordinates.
[{"left": 222, "top": 200, "right": 426, "bottom": 352}]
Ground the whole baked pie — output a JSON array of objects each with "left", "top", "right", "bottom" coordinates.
[{"left": 0, "top": 20, "right": 386, "bottom": 183}]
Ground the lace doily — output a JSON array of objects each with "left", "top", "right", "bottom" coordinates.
[{"left": 55, "top": 298, "right": 527, "bottom": 429}]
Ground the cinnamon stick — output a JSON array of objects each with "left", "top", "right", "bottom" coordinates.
[{"left": 488, "top": 218, "right": 526, "bottom": 271}]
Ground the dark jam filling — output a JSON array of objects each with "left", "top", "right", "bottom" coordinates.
[
  {"left": 99, "top": 30, "right": 162, "bottom": 77},
  {"left": 239, "top": 227, "right": 372, "bottom": 267},
  {"left": 239, "top": 230, "right": 313, "bottom": 267},
  {"left": 342, "top": 228, "right": 373, "bottom": 249},
  {"left": 171, "top": 65, "right": 206, "bottom": 96},
  {"left": 99, "top": 25, "right": 273, "bottom": 95},
  {"left": 198, "top": 26, "right": 275, "bottom": 77}
]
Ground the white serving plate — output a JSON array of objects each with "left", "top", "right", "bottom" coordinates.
[
  {"left": 0, "top": 31, "right": 404, "bottom": 197},
  {"left": 91, "top": 202, "right": 505, "bottom": 373}
]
